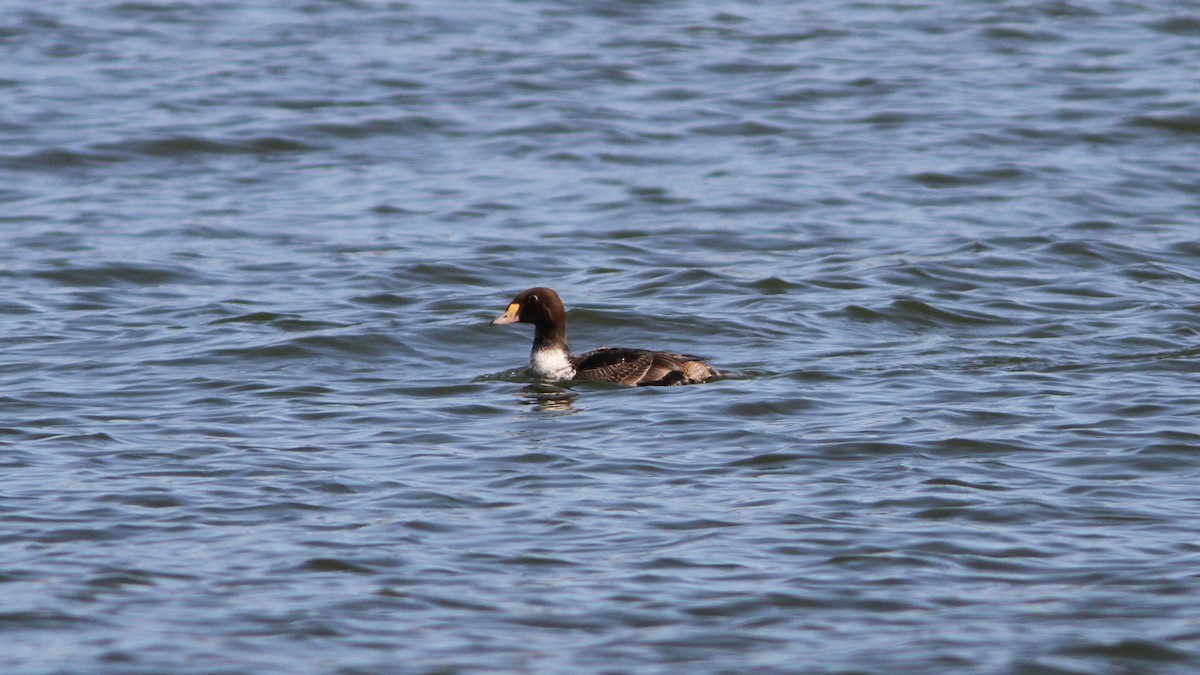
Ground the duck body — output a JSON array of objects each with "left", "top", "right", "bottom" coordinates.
[{"left": 491, "top": 287, "right": 718, "bottom": 386}]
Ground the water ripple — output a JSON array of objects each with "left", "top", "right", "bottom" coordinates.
[{"left": 4, "top": 1, "right": 1200, "bottom": 673}]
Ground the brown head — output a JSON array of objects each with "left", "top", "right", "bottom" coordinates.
[
  {"left": 491, "top": 287, "right": 569, "bottom": 348},
  {"left": 491, "top": 287, "right": 565, "bottom": 327}
]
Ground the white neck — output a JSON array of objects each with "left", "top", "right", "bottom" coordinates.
[{"left": 530, "top": 346, "right": 574, "bottom": 380}]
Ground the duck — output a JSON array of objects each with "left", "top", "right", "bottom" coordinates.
[{"left": 490, "top": 287, "right": 718, "bottom": 386}]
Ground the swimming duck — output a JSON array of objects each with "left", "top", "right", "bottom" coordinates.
[{"left": 491, "top": 287, "right": 718, "bottom": 386}]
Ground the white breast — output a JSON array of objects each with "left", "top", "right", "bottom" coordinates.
[{"left": 530, "top": 347, "right": 575, "bottom": 380}]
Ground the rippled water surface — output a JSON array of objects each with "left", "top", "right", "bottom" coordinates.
[{"left": 5, "top": 1, "right": 1200, "bottom": 672}]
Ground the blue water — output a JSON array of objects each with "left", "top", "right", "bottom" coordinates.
[{"left": 4, "top": 1, "right": 1200, "bottom": 672}]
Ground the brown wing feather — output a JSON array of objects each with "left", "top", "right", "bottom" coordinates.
[
  {"left": 572, "top": 348, "right": 653, "bottom": 385},
  {"left": 639, "top": 352, "right": 717, "bottom": 386},
  {"left": 574, "top": 348, "right": 717, "bottom": 386}
]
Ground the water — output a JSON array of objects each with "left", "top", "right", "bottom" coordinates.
[{"left": 4, "top": 1, "right": 1200, "bottom": 672}]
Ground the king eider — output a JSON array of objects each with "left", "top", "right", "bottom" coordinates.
[{"left": 490, "top": 287, "right": 718, "bottom": 386}]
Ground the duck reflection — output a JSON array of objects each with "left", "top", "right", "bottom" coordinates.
[{"left": 518, "top": 383, "right": 578, "bottom": 414}]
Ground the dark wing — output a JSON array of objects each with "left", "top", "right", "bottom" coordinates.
[
  {"left": 572, "top": 348, "right": 654, "bottom": 385},
  {"left": 574, "top": 348, "right": 717, "bottom": 386}
]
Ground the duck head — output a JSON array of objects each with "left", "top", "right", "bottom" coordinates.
[{"left": 491, "top": 287, "right": 565, "bottom": 328}]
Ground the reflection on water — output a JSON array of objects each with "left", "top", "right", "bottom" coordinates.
[{"left": 519, "top": 383, "right": 579, "bottom": 414}]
